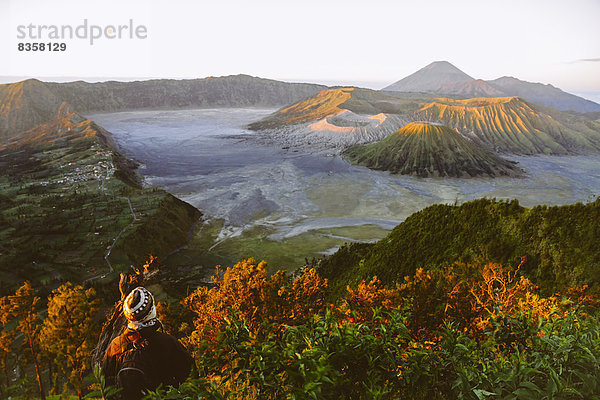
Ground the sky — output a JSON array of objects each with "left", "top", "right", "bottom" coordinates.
[{"left": 1, "top": 0, "right": 599, "bottom": 99}]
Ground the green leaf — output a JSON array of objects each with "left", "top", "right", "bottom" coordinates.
[
  {"left": 518, "top": 381, "right": 541, "bottom": 393},
  {"left": 473, "top": 388, "right": 498, "bottom": 399}
]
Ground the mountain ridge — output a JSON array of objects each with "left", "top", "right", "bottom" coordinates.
[
  {"left": 383, "top": 61, "right": 600, "bottom": 113},
  {"left": 0, "top": 79, "right": 72, "bottom": 143},
  {"left": 249, "top": 86, "right": 600, "bottom": 159},
  {"left": 0, "top": 75, "right": 327, "bottom": 144},
  {"left": 415, "top": 96, "right": 600, "bottom": 154},
  {"left": 44, "top": 74, "right": 327, "bottom": 113}
]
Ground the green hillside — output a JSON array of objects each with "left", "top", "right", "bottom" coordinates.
[
  {"left": 317, "top": 198, "right": 600, "bottom": 296},
  {"left": 344, "top": 122, "right": 520, "bottom": 177},
  {"left": 0, "top": 115, "right": 201, "bottom": 294}
]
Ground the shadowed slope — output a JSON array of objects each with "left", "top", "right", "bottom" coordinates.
[
  {"left": 0, "top": 79, "right": 70, "bottom": 143},
  {"left": 437, "top": 79, "right": 506, "bottom": 97},
  {"left": 0, "top": 103, "right": 113, "bottom": 151}
]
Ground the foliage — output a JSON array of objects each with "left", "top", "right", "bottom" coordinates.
[
  {"left": 318, "top": 198, "right": 600, "bottom": 295},
  {"left": 4, "top": 281, "right": 47, "bottom": 399},
  {"left": 168, "top": 259, "right": 600, "bottom": 399},
  {"left": 84, "top": 365, "right": 121, "bottom": 400},
  {"left": 182, "top": 259, "right": 328, "bottom": 352},
  {"left": 40, "top": 283, "right": 101, "bottom": 399},
  {"left": 1, "top": 244, "right": 600, "bottom": 399}
]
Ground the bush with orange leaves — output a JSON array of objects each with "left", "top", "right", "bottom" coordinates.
[
  {"left": 469, "top": 257, "right": 562, "bottom": 332},
  {"left": 565, "top": 284, "right": 599, "bottom": 314},
  {"left": 396, "top": 265, "right": 476, "bottom": 339},
  {"left": 333, "top": 264, "right": 476, "bottom": 338},
  {"left": 337, "top": 276, "right": 401, "bottom": 324},
  {"left": 182, "top": 259, "right": 328, "bottom": 353},
  {"left": 374, "top": 258, "right": 585, "bottom": 340}
]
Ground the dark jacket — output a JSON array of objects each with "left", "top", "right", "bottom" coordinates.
[{"left": 102, "top": 324, "right": 193, "bottom": 399}]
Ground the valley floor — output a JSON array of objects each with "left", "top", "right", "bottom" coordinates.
[{"left": 89, "top": 108, "right": 600, "bottom": 272}]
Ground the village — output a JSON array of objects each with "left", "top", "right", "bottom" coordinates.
[{"left": 38, "top": 147, "right": 115, "bottom": 188}]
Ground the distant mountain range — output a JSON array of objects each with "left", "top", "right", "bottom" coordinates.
[
  {"left": 44, "top": 75, "right": 325, "bottom": 113},
  {"left": 383, "top": 61, "right": 600, "bottom": 113},
  {"left": 3, "top": 71, "right": 600, "bottom": 181},
  {"left": 249, "top": 86, "right": 600, "bottom": 152},
  {"left": 1, "top": 69, "right": 600, "bottom": 287},
  {"left": 0, "top": 75, "right": 326, "bottom": 144}
]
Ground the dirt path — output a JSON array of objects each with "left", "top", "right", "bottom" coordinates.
[{"left": 99, "top": 165, "right": 137, "bottom": 273}]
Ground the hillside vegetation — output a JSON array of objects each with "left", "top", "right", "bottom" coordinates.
[
  {"left": 4, "top": 256, "right": 599, "bottom": 399},
  {"left": 0, "top": 110, "right": 201, "bottom": 294},
  {"left": 317, "top": 198, "right": 600, "bottom": 296}
]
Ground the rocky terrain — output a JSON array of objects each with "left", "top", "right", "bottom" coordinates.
[
  {"left": 344, "top": 122, "right": 520, "bottom": 177},
  {"left": 248, "top": 84, "right": 600, "bottom": 162},
  {"left": 248, "top": 87, "right": 425, "bottom": 153},
  {"left": 415, "top": 97, "right": 600, "bottom": 154}
]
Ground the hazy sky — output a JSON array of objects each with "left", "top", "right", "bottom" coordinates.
[{"left": 1, "top": 0, "right": 599, "bottom": 94}]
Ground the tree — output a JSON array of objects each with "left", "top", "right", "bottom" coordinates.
[
  {"left": 0, "top": 296, "right": 15, "bottom": 397},
  {"left": 0, "top": 330, "right": 12, "bottom": 398},
  {"left": 7, "top": 282, "right": 46, "bottom": 400},
  {"left": 40, "top": 283, "right": 100, "bottom": 400}
]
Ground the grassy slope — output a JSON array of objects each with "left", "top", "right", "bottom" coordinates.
[
  {"left": 317, "top": 198, "right": 600, "bottom": 296},
  {"left": 344, "top": 122, "right": 519, "bottom": 177}
]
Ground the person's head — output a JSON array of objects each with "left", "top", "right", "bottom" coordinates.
[{"left": 123, "top": 286, "right": 158, "bottom": 330}]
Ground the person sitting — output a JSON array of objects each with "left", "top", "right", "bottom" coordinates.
[{"left": 102, "top": 286, "right": 193, "bottom": 399}]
